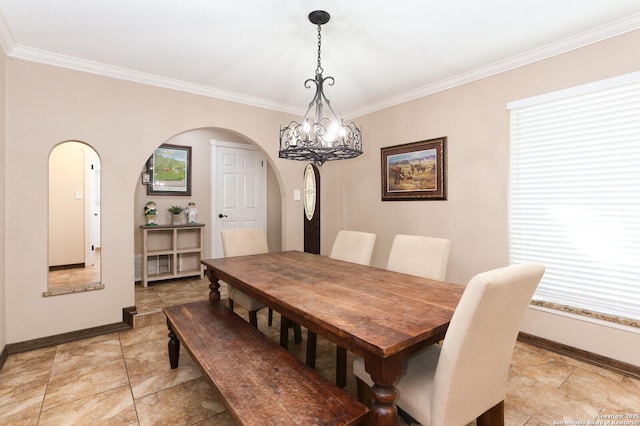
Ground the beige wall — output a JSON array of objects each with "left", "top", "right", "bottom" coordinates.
[
  {"left": 3, "top": 58, "right": 303, "bottom": 343},
  {"left": 0, "top": 51, "right": 6, "bottom": 350},
  {"left": 337, "top": 29, "right": 640, "bottom": 366},
  {"left": 1, "top": 28, "right": 639, "bottom": 367}
]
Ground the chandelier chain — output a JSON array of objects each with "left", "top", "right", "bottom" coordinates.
[{"left": 315, "top": 25, "right": 323, "bottom": 76}]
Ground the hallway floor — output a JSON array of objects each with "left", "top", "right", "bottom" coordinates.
[{"left": 1, "top": 277, "right": 638, "bottom": 425}]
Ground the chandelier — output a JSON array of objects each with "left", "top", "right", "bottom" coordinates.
[{"left": 279, "top": 10, "right": 362, "bottom": 166}]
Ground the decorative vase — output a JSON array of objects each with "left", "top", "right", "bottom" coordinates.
[{"left": 172, "top": 214, "right": 182, "bottom": 225}]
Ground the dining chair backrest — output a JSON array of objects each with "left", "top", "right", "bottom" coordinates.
[
  {"left": 386, "top": 235, "right": 451, "bottom": 280},
  {"left": 329, "top": 230, "right": 377, "bottom": 266},
  {"left": 431, "top": 262, "right": 544, "bottom": 426},
  {"left": 221, "top": 228, "right": 269, "bottom": 257}
]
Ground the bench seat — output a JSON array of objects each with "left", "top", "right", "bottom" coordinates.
[{"left": 164, "top": 300, "right": 369, "bottom": 426}]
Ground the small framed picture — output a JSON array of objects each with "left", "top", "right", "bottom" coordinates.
[
  {"left": 141, "top": 172, "right": 150, "bottom": 185},
  {"left": 147, "top": 144, "right": 192, "bottom": 196},
  {"left": 381, "top": 137, "right": 447, "bottom": 201}
]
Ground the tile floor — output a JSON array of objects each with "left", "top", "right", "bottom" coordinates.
[
  {"left": 1, "top": 277, "right": 639, "bottom": 425},
  {"left": 48, "top": 250, "right": 101, "bottom": 290}
]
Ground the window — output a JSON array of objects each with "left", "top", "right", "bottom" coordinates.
[{"left": 508, "top": 72, "right": 640, "bottom": 324}]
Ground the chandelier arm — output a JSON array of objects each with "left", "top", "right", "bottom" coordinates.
[
  {"left": 301, "top": 77, "right": 321, "bottom": 128},
  {"left": 316, "top": 76, "right": 340, "bottom": 123}
]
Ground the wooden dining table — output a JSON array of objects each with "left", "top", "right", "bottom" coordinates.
[{"left": 201, "top": 250, "right": 465, "bottom": 426}]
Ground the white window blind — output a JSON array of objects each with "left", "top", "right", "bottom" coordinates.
[{"left": 508, "top": 72, "right": 640, "bottom": 323}]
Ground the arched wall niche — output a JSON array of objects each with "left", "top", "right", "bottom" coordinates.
[{"left": 47, "top": 140, "right": 102, "bottom": 296}]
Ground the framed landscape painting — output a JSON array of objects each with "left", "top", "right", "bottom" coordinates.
[
  {"left": 147, "top": 144, "right": 192, "bottom": 195},
  {"left": 381, "top": 137, "right": 447, "bottom": 201}
]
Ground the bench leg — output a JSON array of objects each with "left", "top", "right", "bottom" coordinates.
[{"left": 167, "top": 321, "right": 180, "bottom": 369}]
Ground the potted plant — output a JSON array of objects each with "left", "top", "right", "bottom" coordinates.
[{"left": 168, "top": 205, "right": 185, "bottom": 225}]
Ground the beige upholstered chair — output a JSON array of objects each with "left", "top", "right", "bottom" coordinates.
[
  {"left": 353, "top": 262, "right": 544, "bottom": 426},
  {"left": 387, "top": 234, "right": 451, "bottom": 281},
  {"left": 329, "top": 230, "right": 377, "bottom": 266},
  {"left": 220, "top": 228, "right": 269, "bottom": 328},
  {"left": 303, "top": 230, "right": 377, "bottom": 387}
]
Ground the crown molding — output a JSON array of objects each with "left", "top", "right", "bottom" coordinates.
[
  {"left": 0, "top": 8, "right": 15, "bottom": 54},
  {"left": 344, "top": 12, "right": 640, "bottom": 120},
  {"left": 1, "top": 10, "right": 638, "bottom": 119},
  {"left": 4, "top": 43, "right": 305, "bottom": 116}
]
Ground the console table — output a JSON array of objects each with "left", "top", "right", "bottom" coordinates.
[{"left": 140, "top": 223, "right": 205, "bottom": 287}]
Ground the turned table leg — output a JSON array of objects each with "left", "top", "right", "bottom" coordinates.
[
  {"left": 167, "top": 320, "right": 180, "bottom": 369},
  {"left": 366, "top": 354, "right": 403, "bottom": 425},
  {"left": 205, "top": 267, "right": 221, "bottom": 302}
]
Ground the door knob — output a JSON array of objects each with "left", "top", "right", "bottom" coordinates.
[{"left": 218, "top": 214, "right": 228, "bottom": 218}]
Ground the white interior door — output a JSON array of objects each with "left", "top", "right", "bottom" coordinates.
[
  {"left": 211, "top": 141, "right": 266, "bottom": 258},
  {"left": 84, "top": 146, "right": 100, "bottom": 266}
]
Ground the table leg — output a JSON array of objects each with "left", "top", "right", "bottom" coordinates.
[
  {"left": 477, "top": 400, "right": 504, "bottom": 426},
  {"left": 205, "top": 267, "right": 220, "bottom": 301},
  {"left": 167, "top": 320, "right": 180, "bottom": 369},
  {"left": 365, "top": 355, "right": 402, "bottom": 425}
]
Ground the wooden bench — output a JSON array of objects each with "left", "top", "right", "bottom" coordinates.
[{"left": 164, "top": 300, "right": 369, "bottom": 426}]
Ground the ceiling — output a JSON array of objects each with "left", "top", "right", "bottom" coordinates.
[{"left": 1, "top": 1, "right": 639, "bottom": 118}]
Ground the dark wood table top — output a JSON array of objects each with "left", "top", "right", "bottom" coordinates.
[{"left": 202, "top": 250, "right": 464, "bottom": 359}]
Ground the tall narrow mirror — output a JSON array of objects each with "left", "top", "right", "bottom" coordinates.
[{"left": 47, "top": 141, "right": 102, "bottom": 294}]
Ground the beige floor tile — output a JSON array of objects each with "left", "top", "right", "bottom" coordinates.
[
  {"left": 43, "top": 358, "right": 129, "bottom": 411},
  {"left": 119, "top": 322, "right": 168, "bottom": 347},
  {"left": 128, "top": 355, "right": 202, "bottom": 399},
  {"left": 509, "top": 344, "right": 576, "bottom": 387},
  {"left": 122, "top": 337, "right": 169, "bottom": 370},
  {"left": 134, "top": 378, "right": 225, "bottom": 426},
  {"left": 134, "top": 310, "right": 167, "bottom": 328},
  {"left": 524, "top": 416, "right": 553, "bottom": 425},
  {"left": 503, "top": 404, "right": 531, "bottom": 426},
  {"left": 507, "top": 372, "right": 601, "bottom": 423},
  {"left": 0, "top": 395, "right": 43, "bottom": 426},
  {"left": 543, "top": 350, "right": 628, "bottom": 382},
  {"left": 55, "top": 332, "right": 121, "bottom": 352},
  {"left": 134, "top": 288, "right": 164, "bottom": 312},
  {"left": 0, "top": 346, "right": 55, "bottom": 377},
  {"left": 151, "top": 281, "right": 205, "bottom": 303},
  {"left": 192, "top": 411, "right": 237, "bottom": 426},
  {"left": 38, "top": 385, "right": 137, "bottom": 426},
  {"left": 561, "top": 368, "right": 640, "bottom": 413},
  {"left": 51, "top": 337, "right": 123, "bottom": 376},
  {"left": 0, "top": 366, "right": 50, "bottom": 407}
]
